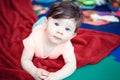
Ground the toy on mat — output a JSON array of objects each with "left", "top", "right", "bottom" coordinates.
[
  {"left": 82, "top": 10, "right": 119, "bottom": 26},
  {"left": 95, "top": 0, "right": 106, "bottom": 6},
  {"left": 76, "top": 0, "right": 95, "bottom": 5},
  {"left": 33, "top": 5, "right": 49, "bottom": 16},
  {"left": 90, "top": 13, "right": 119, "bottom": 22},
  {"left": 107, "top": 0, "right": 120, "bottom": 11},
  {"left": 76, "top": 0, "right": 96, "bottom": 9},
  {"left": 115, "top": 10, "right": 120, "bottom": 17}
]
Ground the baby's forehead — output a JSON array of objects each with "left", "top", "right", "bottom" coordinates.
[
  {"left": 53, "top": 18, "right": 76, "bottom": 22},
  {"left": 56, "top": 18, "right": 76, "bottom": 23}
]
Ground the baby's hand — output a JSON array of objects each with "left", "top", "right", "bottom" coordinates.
[
  {"left": 45, "top": 72, "right": 59, "bottom": 80},
  {"left": 34, "top": 68, "right": 49, "bottom": 80}
]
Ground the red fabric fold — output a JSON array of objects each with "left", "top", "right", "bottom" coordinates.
[
  {"left": 0, "top": 0, "right": 37, "bottom": 79},
  {"left": 72, "top": 29, "right": 120, "bottom": 68},
  {"left": 0, "top": 0, "right": 120, "bottom": 80}
]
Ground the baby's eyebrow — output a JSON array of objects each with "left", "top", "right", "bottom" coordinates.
[
  {"left": 67, "top": 25, "right": 72, "bottom": 29},
  {"left": 54, "top": 19, "right": 59, "bottom": 23},
  {"left": 66, "top": 24, "right": 73, "bottom": 29}
]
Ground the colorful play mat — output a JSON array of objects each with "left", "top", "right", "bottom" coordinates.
[{"left": 64, "top": 46, "right": 120, "bottom": 80}]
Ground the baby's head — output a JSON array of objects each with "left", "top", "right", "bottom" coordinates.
[{"left": 47, "top": 1, "right": 82, "bottom": 32}]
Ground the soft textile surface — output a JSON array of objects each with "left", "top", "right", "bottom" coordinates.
[
  {"left": 0, "top": 0, "right": 120, "bottom": 80},
  {"left": 0, "top": 0, "right": 37, "bottom": 79}
]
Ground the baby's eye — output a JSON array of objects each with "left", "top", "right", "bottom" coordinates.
[
  {"left": 54, "top": 22, "right": 59, "bottom": 26},
  {"left": 65, "top": 27, "right": 71, "bottom": 31}
]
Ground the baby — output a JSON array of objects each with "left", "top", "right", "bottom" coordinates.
[{"left": 21, "top": 1, "right": 82, "bottom": 80}]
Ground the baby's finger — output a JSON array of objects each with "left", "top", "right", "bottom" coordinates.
[{"left": 40, "top": 75, "right": 48, "bottom": 79}]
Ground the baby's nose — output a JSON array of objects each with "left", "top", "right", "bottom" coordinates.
[{"left": 57, "top": 31, "right": 63, "bottom": 35}]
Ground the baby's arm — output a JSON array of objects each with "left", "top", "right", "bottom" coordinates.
[
  {"left": 21, "top": 48, "right": 49, "bottom": 80},
  {"left": 46, "top": 49, "right": 76, "bottom": 80}
]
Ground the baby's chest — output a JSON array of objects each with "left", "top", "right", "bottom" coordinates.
[
  {"left": 35, "top": 43, "right": 65, "bottom": 59},
  {"left": 35, "top": 50, "right": 62, "bottom": 59},
  {"left": 47, "top": 52, "right": 62, "bottom": 59}
]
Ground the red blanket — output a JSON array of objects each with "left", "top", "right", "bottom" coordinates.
[{"left": 0, "top": 0, "right": 120, "bottom": 80}]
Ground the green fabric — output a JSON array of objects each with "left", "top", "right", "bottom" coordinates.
[{"left": 64, "top": 56, "right": 120, "bottom": 80}]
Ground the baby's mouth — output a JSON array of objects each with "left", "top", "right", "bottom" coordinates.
[{"left": 53, "top": 36, "right": 62, "bottom": 40}]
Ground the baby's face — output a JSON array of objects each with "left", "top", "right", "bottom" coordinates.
[{"left": 45, "top": 17, "right": 76, "bottom": 44}]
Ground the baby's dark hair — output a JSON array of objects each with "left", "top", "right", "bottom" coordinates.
[{"left": 47, "top": 1, "right": 82, "bottom": 32}]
